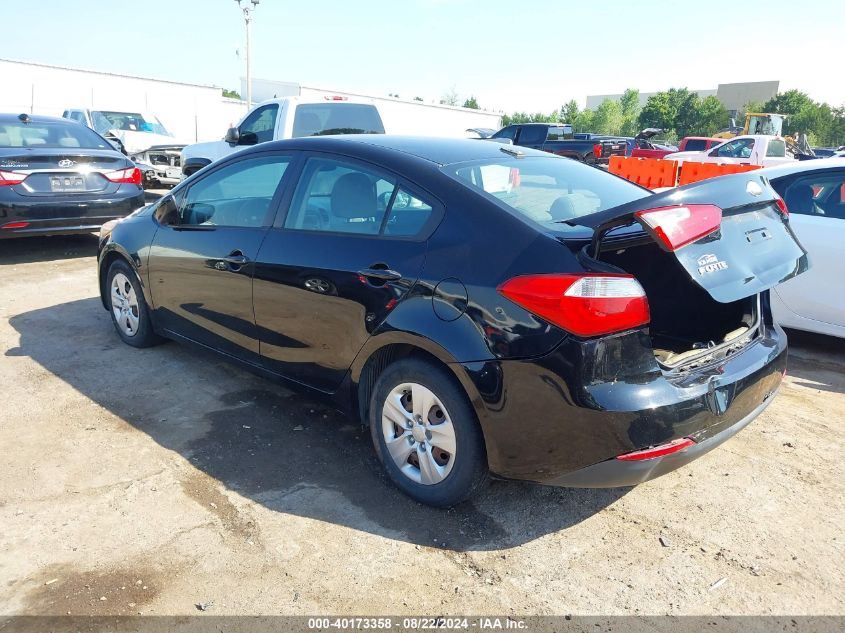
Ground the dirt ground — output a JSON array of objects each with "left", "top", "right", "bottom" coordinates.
[{"left": 0, "top": 224, "right": 843, "bottom": 617}]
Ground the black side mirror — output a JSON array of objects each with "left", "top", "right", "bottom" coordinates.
[
  {"left": 224, "top": 127, "right": 240, "bottom": 145},
  {"left": 154, "top": 196, "right": 180, "bottom": 226}
]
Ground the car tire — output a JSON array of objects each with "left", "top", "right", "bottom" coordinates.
[
  {"left": 369, "top": 358, "right": 488, "bottom": 507},
  {"left": 106, "top": 259, "right": 162, "bottom": 348}
]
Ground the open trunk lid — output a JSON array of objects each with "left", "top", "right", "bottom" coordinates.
[{"left": 567, "top": 172, "right": 809, "bottom": 303}]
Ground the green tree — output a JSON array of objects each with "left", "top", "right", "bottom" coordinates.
[
  {"left": 694, "top": 95, "right": 729, "bottom": 136},
  {"left": 222, "top": 88, "right": 241, "bottom": 99},
  {"left": 619, "top": 89, "right": 641, "bottom": 136},
  {"left": 573, "top": 108, "right": 595, "bottom": 133},
  {"left": 462, "top": 96, "right": 480, "bottom": 109},
  {"left": 560, "top": 99, "right": 579, "bottom": 124},
  {"left": 763, "top": 90, "right": 813, "bottom": 117},
  {"left": 593, "top": 99, "right": 624, "bottom": 135},
  {"left": 639, "top": 91, "right": 674, "bottom": 132}
]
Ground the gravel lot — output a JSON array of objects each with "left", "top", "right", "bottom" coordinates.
[{"left": 0, "top": 218, "right": 843, "bottom": 617}]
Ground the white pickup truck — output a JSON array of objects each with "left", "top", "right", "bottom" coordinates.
[
  {"left": 180, "top": 96, "right": 385, "bottom": 177},
  {"left": 664, "top": 134, "right": 795, "bottom": 168}
]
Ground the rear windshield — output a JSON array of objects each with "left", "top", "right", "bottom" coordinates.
[
  {"left": 0, "top": 120, "right": 112, "bottom": 149},
  {"left": 766, "top": 139, "right": 786, "bottom": 157},
  {"left": 292, "top": 103, "right": 385, "bottom": 137},
  {"left": 683, "top": 139, "right": 707, "bottom": 151},
  {"left": 444, "top": 156, "right": 649, "bottom": 229}
]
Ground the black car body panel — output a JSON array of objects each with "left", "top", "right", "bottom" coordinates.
[
  {"left": 97, "top": 135, "right": 804, "bottom": 488},
  {"left": 0, "top": 114, "right": 144, "bottom": 238}
]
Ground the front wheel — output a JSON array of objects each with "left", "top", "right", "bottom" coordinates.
[
  {"left": 370, "top": 358, "right": 488, "bottom": 507},
  {"left": 106, "top": 259, "right": 163, "bottom": 348}
]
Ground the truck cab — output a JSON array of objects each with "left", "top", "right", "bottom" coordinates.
[
  {"left": 665, "top": 135, "right": 795, "bottom": 168},
  {"left": 180, "top": 96, "right": 385, "bottom": 177}
]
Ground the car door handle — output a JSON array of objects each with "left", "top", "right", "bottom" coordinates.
[
  {"left": 222, "top": 255, "right": 249, "bottom": 265},
  {"left": 357, "top": 267, "right": 402, "bottom": 281}
]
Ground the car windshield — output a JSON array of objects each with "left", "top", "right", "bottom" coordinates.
[
  {"left": 92, "top": 111, "right": 170, "bottom": 136},
  {"left": 444, "top": 155, "right": 649, "bottom": 229},
  {"left": 0, "top": 119, "right": 112, "bottom": 149}
]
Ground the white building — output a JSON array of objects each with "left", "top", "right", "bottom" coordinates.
[{"left": 0, "top": 58, "right": 248, "bottom": 143}]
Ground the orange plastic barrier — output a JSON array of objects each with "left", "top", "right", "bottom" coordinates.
[
  {"left": 608, "top": 156, "right": 678, "bottom": 189},
  {"left": 678, "top": 162, "right": 761, "bottom": 186}
]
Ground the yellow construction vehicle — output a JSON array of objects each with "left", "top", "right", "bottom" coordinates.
[{"left": 714, "top": 113, "right": 787, "bottom": 139}]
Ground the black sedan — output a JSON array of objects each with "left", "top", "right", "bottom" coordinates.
[
  {"left": 0, "top": 113, "right": 145, "bottom": 239},
  {"left": 97, "top": 136, "right": 807, "bottom": 506}
]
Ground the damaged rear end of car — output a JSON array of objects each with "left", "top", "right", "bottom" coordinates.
[{"left": 458, "top": 157, "right": 808, "bottom": 487}]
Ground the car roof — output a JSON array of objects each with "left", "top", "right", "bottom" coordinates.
[
  {"left": 0, "top": 113, "right": 73, "bottom": 124},
  {"left": 759, "top": 158, "right": 845, "bottom": 180},
  {"left": 255, "top": 135, "right": 553, "bottom": 166}
]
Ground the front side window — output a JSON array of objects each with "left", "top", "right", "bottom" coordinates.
[
  {"left": 713, "top": 138, "right": 754, "bottom": 158},
  {"left": 177, "top": 155, "right": 289, "bottom": 227},
  {"left": 239, "top": 104, "right": 279, "bottom": 145},
  {"left": 445, "top": 156, "right": 648, "bottom": 228},
  {"left": 493, "top": 126, "right": 517, "bottom": 141}
]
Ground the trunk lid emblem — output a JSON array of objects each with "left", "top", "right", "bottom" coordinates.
[
  {"left": 58, "top": 159, "right": 76, "bottom": 168},
  {"left": 697, "top": 254, "right": 729, "bottom": 275}
]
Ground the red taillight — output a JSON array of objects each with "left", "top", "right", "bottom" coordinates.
[
  {"left": 104, "top": 167, "right": 142, "bottom": 186},
  {"left": 2, "top": 221, "right": 30, "bottom": 229},
  {"left": 616, "top": 437, "right": 696, "bottom": 461},
  {"left": 0, "top": 170, "right": 27, "bottom": 186},
  {"left": 635, "top": 204, "right": 722, "bottom": 252},
  {"left": 593, "top": 143, "right": 603, "bottom": 158},
  {"left": 323, "top": 95, "right": 348, "bottom": 101},
  {"left": 774, "top": 194, "right": 789, "bottom": 218},
  {"left": 509, "top": 167, "right": 521, "bottom": 188},
  {"left": 497, "top": 273, "right": 650, "bottom": 337}
]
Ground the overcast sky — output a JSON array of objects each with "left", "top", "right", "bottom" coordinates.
[{"left": 2, "top": 0, "right": 841, "bottom": 112}]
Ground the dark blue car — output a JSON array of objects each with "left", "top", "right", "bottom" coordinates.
[{"left": 0, "top": 113, "right": 144, "bottom": 239}]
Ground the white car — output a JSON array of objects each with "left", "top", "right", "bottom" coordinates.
[
  {"left": 762, "top": 159, "right": 845, "bottom": 337},
  {"left": 665, "top": 135, "right": 795, "bottom": 168}
]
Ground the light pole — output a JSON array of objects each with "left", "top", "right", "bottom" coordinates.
[{"left": 235, "top": 0, "right": 260, "bottom": 107}]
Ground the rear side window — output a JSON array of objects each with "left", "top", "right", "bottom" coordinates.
[
  {"left": 783, "top": 172, "right": 845, "bottom": 219},
  {"left": 766, "top": 139, "right": 786, "bottom": 157},
  {"left": 444, "top": 156, "right": 649, "bottom": 228},
  {"left": 0, "top": 120, "right": 111, "bottom": 149},
  {"left": 684, "top": 139, "right": 706, "bottom": 151},
  {"left": 291, "top": 104, "right": 384, "bottom": 137},
  {"left": 284, "top": 157, "right": 435, "bottom": 237}
]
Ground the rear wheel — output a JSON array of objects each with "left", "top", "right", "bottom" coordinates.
[
  {"left": 106, "top": 259, "right": 162, "bottom": 348},
  {"left": 369, "top": 358, "right": 488, "bottom": 507}
]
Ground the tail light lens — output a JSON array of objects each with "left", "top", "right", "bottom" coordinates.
[
  {"left": 616, "top": 437, "right": 696, "bottom": 461},
  {"left": 2, "top": 221, "right": 30, "bottom": 229},
  {"left": 635, "top": 204, "right": 722, "bottom": 252},
  {"left": 593, "top": 143, "right": 603, "bottom": 158},
  {"left": 104, "top": 167, "right": 142, "bottom": 186},
  {"left": 0, "top": 170, "right": 27, "bottom": 186},
  {"left": 498, "top": 273, "right": 650, "bottom": 337},
  {"left": 773, "top": 194, "right": 789, "bottom": 218}
]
